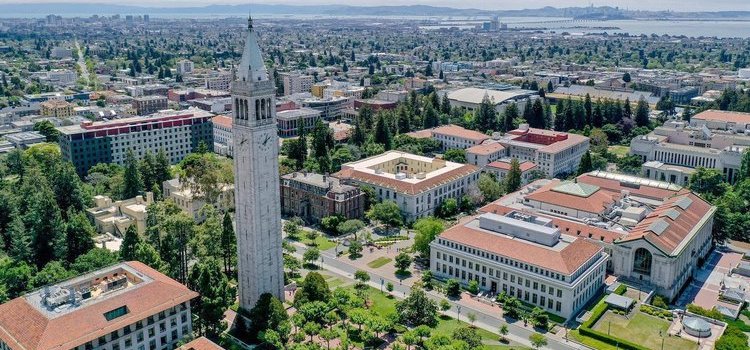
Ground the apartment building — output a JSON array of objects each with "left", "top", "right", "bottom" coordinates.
[
  {"left": 58, "top": 108, "right": 214, "bottom": 175},
  {"left": 335, "top": 151, "right": 481, "bottom": 220},
  {"left": 204, "top": 71, "right": 232, "bottom": 91},
  {"left": 631, "top": 109, "right": 750, "bottom": 184},
  {"left": 211, "top": 115, "right": 233, "bottom": 157},
  {"left": 86, "top": 192, "right": 153, "bottom": 236},
  {"left": 482, "top": 171, "right": 715, "bottom": 300},
  {"left": 0, "top": 262, "right": 198, "bottom": 350},
  {"left": 466, "top": 142, "right": 506, "bottom": 167},
  {"left": 498, "top": 125, "right": 589, "bottom": 177},
  {"left": 133, "top": 95, "right": 168, "bottom": 116},
  {"left": 431, "top": 211, "right": 608, "bottom": 320},
  {"left": 40, "top": 99, "right": 74, "bottom": 118},
  {"left": 176, "top": 60, "right": 194, "bottom": 75},
  {"left": 281, "top": 73, "right": 314, "bottom": 95},
  {"left": 280, "top": 172, "right": 365, "bottom": 224},
  {"left": 277, "top": 107, "right": 322, "bottom": 137}
]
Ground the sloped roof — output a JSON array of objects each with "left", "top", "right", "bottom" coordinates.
[
  {"left": 0, "top": 262, "right": 198, "bottom": 350},
  {"left": 438, "top": 216, "right": 603, "bottom": 275}
]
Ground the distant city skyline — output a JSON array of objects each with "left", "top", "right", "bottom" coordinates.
[{"left": 0, "top": 0, "right": 748, "bottom": 12}]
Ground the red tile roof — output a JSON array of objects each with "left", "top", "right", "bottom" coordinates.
[
  {"left": 432, "top": 124, "right": 489, "bottom": 142},
  {"left": 211, "top": 115, "right": 232, "bottom": 129},
  {"left": 178, "top": 337, "right": 224, "bottom": 350},
  {"left": 334, "top": 164, "right": 480, "bottom": 196},
  {"left": 486, "top": 160, "right": 537, "bottom": 172},
  {"left": 619, "top": 191, "right": 714, "bottom": 255},
  {"left": 439, "top": 214, "right": 604, "bottom": 275},
  {"left": 692, "top": 109, "right": 750, "bottom": 124},
  {"left": 404, "top": 129, "right": 434, "bottom": 139},
  {"left": 524, "top": 179, "right": 617, "bottom": 214},
  {"left": 504, "top": 127, "right": 589, "bottom": 153},
  {"left": 466, "top": 142, "right": 505, "bottom": 156},
  {"left": 0, "top": 261, "right": 198, "bottom": 350}
]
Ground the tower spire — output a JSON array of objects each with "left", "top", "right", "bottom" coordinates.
[{"left": 247, "top": 11, "right": 253, "bottom": 30}]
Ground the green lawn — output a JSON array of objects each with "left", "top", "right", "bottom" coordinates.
[
  {"left": 367, "top": 257, "right": 393, "bottom": 268},
  {"left": 301, "top": 235, "right": 337, "bottom": 250},
  {"left": 607, "top": 145, "right": 630, "bottom": 158},
  {"left": 591, "top": 311, "right": 698, "bottom": 350}
]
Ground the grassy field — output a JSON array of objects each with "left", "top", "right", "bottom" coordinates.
[
  {"left": 367, "top": 257, "right": 393, "bottom": 268},
  {"left": 301, "top": 235, "right": 337, "bottom": 250},
  {"left": 607, "top": 145, "right": 630, "bottom": 158},
  {"left": 591, "top": 311, "right": 698, "bottom": 350}
]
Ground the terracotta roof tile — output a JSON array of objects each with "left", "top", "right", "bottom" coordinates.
[
  {"left": 466, "top": 142, "right": 505, "bottom": 156},
  {"left": 334, "top": 164, "right": 480, "bottom": 196},
  {"left": 438, "top": 214, "right": 603, "bottom": 275},
  {"left": 486, "top": 160, "right": 537, "bottom": 172},
  {"left": 692, "top": 109, "right": 750, "bottom": 124},
  {"left": 211, "top": 115, "right": 232, "bottom": 129},
  {"left": 178, "top": 337, "right": 224, "bottom": 350},
  {"left": 0, "top": 261, "right": 198, "bottom": 350},
  {"left": 432, "top": 124, "right": 489, "bottom": 142}
]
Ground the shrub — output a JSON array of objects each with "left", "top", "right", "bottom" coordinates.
[
  {"left": 651, "top": 294, "right": 669, "bottom": 309},
  {"left": 613, "top": 284, "right": 627, "bottom": 295},
  {"left": 687, "top": 304, "right": 724, "bottom": 320}
]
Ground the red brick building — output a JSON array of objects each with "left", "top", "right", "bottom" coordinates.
[{"left": 281, "top": 172, "right": 365, "bottom": 223}]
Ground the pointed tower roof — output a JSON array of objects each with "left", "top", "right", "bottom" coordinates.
[{"left": 237, "top": 14, "right": 269, "bottom": 83}]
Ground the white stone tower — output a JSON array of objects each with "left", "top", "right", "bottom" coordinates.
[{"left": 232, "top": 15, "right": 284, "bottom": 311}]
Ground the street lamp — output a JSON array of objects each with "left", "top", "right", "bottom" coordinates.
[
  {"left": 380, "top": 278, "right": 384, "bottom": 293},
  {"left": 456, "top": 304, "right": 462, "bottom": 322}
]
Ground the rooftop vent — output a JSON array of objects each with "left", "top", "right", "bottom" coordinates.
[
  {"left": 395, "top": 172, "right": 407, "bottom": 180},
  {"left": 675, "top": 197, "right": 693, "bottom": 210},
  {"left": 648, "top": 219, "right": 670, "bottom": 236}
]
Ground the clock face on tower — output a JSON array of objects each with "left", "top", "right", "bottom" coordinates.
[{"left": 257, "top": 132, "right": 272, "bottom": 152}]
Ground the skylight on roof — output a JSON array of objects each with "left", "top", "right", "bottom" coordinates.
[
  {"left": 676, "top": 197, "right": 693, "bottom": 210},
  {"left": 551, "top": 181, "right": 600, "bottom": 197},
  {"left": 649, "top": 219, "right": 669, "bottom": 235},
  {"left": 665, "top": 209, "right": 681, "bottom": 221}
]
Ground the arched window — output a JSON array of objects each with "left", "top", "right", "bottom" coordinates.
[
  {"left": 261, "top": 99, "right": 267, "bottom": 119},
  {"left": 255, "top": 99, "right": 260, "bottom": 121},
  {"left": 267, "top": 98, "right": 272, "bottom": 119},
  {"left": 234, "top": 98, "right": 239, "bottom": 119},
  {"left": 633, "top": 248, "right": 652, "bottom": 276},
  {"left": 243, "top": 99, "right": 248, "bottom": 120}
]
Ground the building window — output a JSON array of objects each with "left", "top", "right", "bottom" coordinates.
[{"left": 633, "top": 248, "right": 653, "bottom": 276}]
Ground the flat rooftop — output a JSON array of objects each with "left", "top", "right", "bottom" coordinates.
[{"left": 0, "top": 261, "right": 198, "bottom": 350}]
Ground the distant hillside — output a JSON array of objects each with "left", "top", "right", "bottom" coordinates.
[{"left": 0, "top": 3, "right": 748, "bottom": 19}]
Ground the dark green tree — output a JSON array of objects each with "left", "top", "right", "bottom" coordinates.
[
  {"left": 120, "top": 224, "right": 141, "bottom": 261},
  {"left": 294, "top": 271, "right": 331, "bottom": 306},
  {"left": 65, "top": 211, "right": 95, "bottom": 263},
  {"left": 122, "top": 149, "right": 143, "bottom": 199},
  {"left": 577, "top": 151, "right": 593, "bottom": 175},
  {"left": 247, "top": 293, "right": 289, "bottom": 342},
  {"left": 475, "top": 95, "right": 497, "bottom": 132},
  {"left": 374, "top": 113, "right": 393, "bottom": 150},
  {"left": 221, "top": 212, "right": 236, "bottom": 275},
  {"left": 635, "top": 96, "right": 650, "bottom": 127},
  {"left": 189, "top": 258, "right": 235, "bottom": 339},
  {"left": 504, "top": 158, "right": 522, "bottom": 193},
  {"left": 396, "top": 286, "right": 438, "bottom": 327},
  {"left": 32, "top": 120, "right": 59, "bottom": 142}
]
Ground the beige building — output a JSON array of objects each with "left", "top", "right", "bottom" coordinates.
[
  {"left": 0, "top": 262, "right": 197, "bottom": 350},
  {"left": 498, "top": 125, "right": 589, "bottom": 177},
  {"left": 86, "top": 193, "right": 153, "bottom": 236},
  {"left": 466, "top": 142, "right": 506, "bottom": 167},
  {"left": 483, "top": 171, "right": 715, "bottom": 300},
  {"left": 162, "top": 179, "right": 234, "bottom": 222},
  {"left": 281, "top": 73, "right": 314, "bottom": 96},
  {"left": 40, "top": 99, "right": 74, "bottom": 118},
  {"left": 432, "top": 211, "right": 608, "bottom": 320},
  {"left": 335, "top": 151, "right": 481, "bottom": 220}
]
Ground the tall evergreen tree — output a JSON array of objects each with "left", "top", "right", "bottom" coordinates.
[
  {"left": 528, "top": 99, "right": 545, "bottom": 129},
  {"left": 188, "top": 258, "right": 235, "bottom": 338},
  {"left": 123, "top": 149, "right": 143, "bottom": 199},
  {"left": 505, "top": 158, "right": 522, "bottom": 193},
  {"left": 592, "top": 102, "right": 604, "bottom": 127},
  {"left": 503, "top": 103, "right": 519, "bottom": 132},
  {"left": 584, "top": 94, "right": 593, "bottom": 125},
  {"left": 554, "top": 99, "right": 566, "bottom": 131},
  {"left": 8, "top": 216, "right": 31, "bottom": 263},
  {"left": 154, "top": 149, "right": 172, "bottom": 186},
  {"left": 623, "top": 98, "right": 633, "bottom": 120},
  {"left": 475, "top": 95, "right": 497, "bottom": 132},
  {"left": 65, "top": 211, "right": 95, "bottom": 263},
  {"left": 577, "top": 151, "right": 593, "bottom": 175},
  {"left": 397, "top": 105, "right": 412, "bottom": 134},
  {"left": 120, "top": 224, "right": 141, "bottom": 261},
  {"left": 422, "top": 103, "right": 439, "bottom": 129},
  {"left": 440, "top": 93, "right": 451, "bottom": 114},
  {"left": 374, "top": 114, "right": 394, "bottom": 150},
  {"left": 635, "top": 97, "right": 650, "bottom": 127}
]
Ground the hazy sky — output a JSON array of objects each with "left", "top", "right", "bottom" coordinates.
[{"left": 1, "top": 0, "right": 749, "bottom": 12}]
